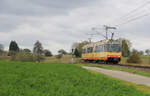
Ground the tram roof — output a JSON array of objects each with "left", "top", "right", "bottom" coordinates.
[{"left": 82, "top": 40, "right": 120, "bottom": 48}]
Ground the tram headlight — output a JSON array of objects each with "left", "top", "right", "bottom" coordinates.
[{"left": 108, "top": 56, "right": 111, "bottom": 58}]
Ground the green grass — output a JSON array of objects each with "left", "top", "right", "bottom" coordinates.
[
  {"left": 0, "top": 61, "right": 150, "bottom": 96},
  {"left": 81, "top": 64, "right": 150, "bottom": 77}
]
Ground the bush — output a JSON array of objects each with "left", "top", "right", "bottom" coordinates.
[
  {"left": 35, "top": 55, "right": 45, "bottom": 62},
  {"left": 56, "top": 54, "right": 63, "bottom": 59},
  {"left": 8, "top": 51, "right": 17, "bottom": 56},
  {"left": 11, "top": 51, "right": 36, "bottom": 62},
  {"left": 127, "top": 53, "right": 142, "bottom": 63}
]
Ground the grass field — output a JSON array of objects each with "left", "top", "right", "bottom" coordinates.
[{"left": 0, "top": 61, "right": 150, "bottom": 96}]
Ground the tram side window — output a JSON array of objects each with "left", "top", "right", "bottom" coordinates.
[
  {"left": 98, "top": 45, "right": 101, "bottom": 52},
  {"left": 87, "top": 47, "right": 93, "bottom": 53},
  {"left": 103, "top": 44, "right": 108, "bottom": 52},
  {"left": 94, "top": 46, "right": 99, "bottom": 52},
  {"left": 82, "top": 48, "right": 86, "bottom": 54},
  {"left": 94, "top": 45, "right": 104, "bottom": 52},
  {"left": 100, "top": 45, "right": 103, "bottom": 52},
  {"left": 98, "top": 45, "right": 104, "bottom": 52}
]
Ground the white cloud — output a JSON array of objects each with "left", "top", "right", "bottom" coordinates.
[{"left": 0, "top": 0, "right": 150, "bottom": 54}]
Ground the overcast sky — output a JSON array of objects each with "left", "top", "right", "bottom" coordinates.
[{"left": 0, "top": 0, "right": 150, "bottom": 54}]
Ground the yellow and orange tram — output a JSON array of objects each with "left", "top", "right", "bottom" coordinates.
[{"left": 82, "top": 40, "right": 121, "bottom": 64}]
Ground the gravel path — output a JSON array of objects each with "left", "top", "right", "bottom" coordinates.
[{"left": 83, "top": 66, "right": 150, "bottom": 87}]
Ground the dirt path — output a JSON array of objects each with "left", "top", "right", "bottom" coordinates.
[{"left": 83, "top": 66, "right": 150, "bottom": 87}]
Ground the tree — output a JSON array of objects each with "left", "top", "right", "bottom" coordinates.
[
  {"left": 145, "top": 49, "right": 150, "bottom": 64},
  {"left": 139, "top": 50, "right": 144, "bottom": 55},
  {"left": 72, "top": 41, "right": 89, "bottom": 57},
  {"left": 56, "top": 54, "right": 62, "bottom": 59},
  {"left": 33, "top": 40, "right": 44, "bottom": 62},
  {"left": 8, "top": 41, "right": 19, "bottom": 56},
  {"left": 74, "top": 48, "right": 80, "bottom": 57},
  {"left": 132, "top": 49, "right": 139, "bottom": 54},
  {"left": 23, "top": 48, "right": 31, "bottom": 53},
  {"left": 58, "top": 49, "right": 67, "bottom": 55},
  {"left": 0, "top": 44, "right": 4, "bottom": 56},
  {"left": 145, "top": 49, "right": 150, "bottom": 55},
  {"left": 121, "top": 39, "right": 131, "bottom": 57},
  {"left": 44, "top": 49, "right": 53, "bottom": 57}
]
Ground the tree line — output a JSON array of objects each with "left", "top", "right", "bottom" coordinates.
[
  {"left": 0, "top": 40, "right": 53, "bottom": 62},
  {"left": 0, "top": 39, "right": 150, "bottom": 63},
  {"left": 0, "top": 40, "right": 70, "bottom": 62}
]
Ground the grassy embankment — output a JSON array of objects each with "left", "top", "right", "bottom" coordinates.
[{"left": 0, "top": 61, "right": 150, "bottom": 96}]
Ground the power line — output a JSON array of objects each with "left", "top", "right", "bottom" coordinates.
[
  {"left": 116, "top": 12, "right": 150, "bottom": 26},
  {"left": 86, "top": 33, "right": 97, "bottom": 43},
  {"left": 119, "top": 0, "right": 150, "bottom": 20},
  {"left": 92, "top": 27, "right": 106, "bottom": 39},
  {"left": 91, "top": 1, "right": 150, "bottom": 40},
  {"left": 111, "top": 0, "right": 150, "bottom": 26},
  {"left": 92, "top": 25, "right": 117, "bottom": 40},
  {"left": 110, "top": 0, "right": 149, "bottom": 24}
]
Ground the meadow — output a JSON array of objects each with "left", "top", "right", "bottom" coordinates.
[{"left": 0, "top": 61, "right": 150, "bottom": 96}]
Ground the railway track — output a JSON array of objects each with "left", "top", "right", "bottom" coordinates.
[
  {"left": 82, "top": 62, "right": 150, "bottom": 73},
  {"left": 116, "top": 64, "right": 150, "bottom": 69}
]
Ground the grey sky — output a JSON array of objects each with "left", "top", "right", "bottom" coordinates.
[{"left": 0, "top": 0, "right": 150, "bottom": 54}]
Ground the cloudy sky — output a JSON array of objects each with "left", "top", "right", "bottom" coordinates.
[{"left": 0, "top": 0, "right": 150, "bottom": 54}]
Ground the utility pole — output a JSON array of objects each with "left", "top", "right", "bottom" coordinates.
[{"left": 104, "top": 25, "right": 117, "bottom": 40}]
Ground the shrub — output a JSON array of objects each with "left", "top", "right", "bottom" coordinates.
[
  {"left": 11, "top": 51, "right": 36, "bottom": 62},
  {"left": 127, "top": 53, "right": 142, "bottom": 63},
  {"left": 56, "top": 54, "right": 63, "bottom": 59},
  {"left": 35, "top": 55, "right": 45, "bottom": 62},
  {"left": 8, "top": 51, "right": 17, "bottom": 56}
]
